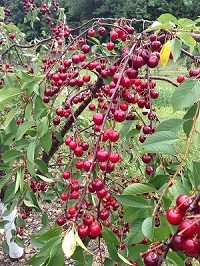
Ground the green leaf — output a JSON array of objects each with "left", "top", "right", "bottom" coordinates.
[
  {"left": 142, "top": 217, "right": 155, "bottom": 241},
  {"left": 37, "top": 116, "right": 49, "bottom": 137},
  {"left": 36, "top": 236, "right": 62, "bottom": 258},
  {"left": 172, "top": 79, "right": 200, "bottom": 111},
  {"left": 126, "top": 129, "right": 140, "bottom": 139},
  {"left": 71, "top": 246, "right": 86, "bottom": 264},
  {"left": 0, "top": 220, "right": 9, "bottom": 229},
  {"left": 15, "top": 168, "right": 24, "bottom": 193},
  {"left": 40, "top": 132, "right": 52, "bottom": 154},
  {"left": 2, "top": 149, "right": 22, "bottom": 163},
  {"left": 5, "top": 24, "right": 21, "bottom": 32},
  {"left": 192, "top": 161, "right": 200, "bottom": 188},
  {"left": 2, "top": 182, "right": 17, "bottom": 203},
  {"left": 123, "top": 183, "right": 156, "bottom": 195},
  {"left": 114, "top": 194, "right": 151, "bottom": 208},
  {"left": 149, "top": 175, "right": 170, "bottom": 190},
  {"left": 183, "top": 119, "right": 193, "bottom": 137},
  {"left": 35, "top": 159, "right": 48, "bottom": 174},
  {"left": 154, "top": 225, "right": 171, "bottom": 242},
  {"left": 156, "top": 118, "right": 184, "bottom": 133},
  {"left": 0, "top": 173, "right": 12, "bottom": 190},
  {"left": 24, "top": 200, "right": 37, "bottom": 208},
  {"left": 102, "top": 227, "right": 119, "bottom": 247},
  {"left": 167, "top": 251, "right": 185, "bottom": 266},
  {"left": 157, "top": 13, "right": 178, "bottom": 25},
  {"left": 47, "top": 243, "right": 65, "bottom": 266},
  {"left": 120, "top": 120, "right": 135, "bottom": 138},
  {"left": 15, "top": 236, "right": 25, "bottom": 248},
  {"left": 3, "top": 107, "right": 20, "bottom": 130},
  {"left": 177, "top": 32, "right": 196, "bottom": 47},
  {"left": 117, "top": 252, "right": 132, "bottom": 265},
  {"left": 2, "top": 240, "right": 9, "bottom": 254},
  {"left": 25, "top": 191, "right": 42, "bottom": 212},
  {"left": 170, "top": 38, "right": 182, "bottom": 63},
  {"left": 35, "top": 227, "right": 63, "bottom": 242},
  {"left": 141, "top": 131, "right": 179, "bottom": 154},
  {"left": 27, "top": 141, "right": 36, "bottom": 163},
  {"left": 0, "top": 6, "right": 5, "bottom": 19},
  {"left": 36, "top": 174, "right": 54, "bottom": 183},
  {"left": 41, "top": 213, "right": 50, "bottom": 227},
  {"left": 125, "top": 218, "right": 145, "bottom": 244},
  {"left": 128, "top": 244, "right": 147, "bottom": 261},
  {"left": 15, "top": 121, "right": 35, "bottom": 140},
  {"left": 0, "top": 87, "right": 23, "bottom": 104}
]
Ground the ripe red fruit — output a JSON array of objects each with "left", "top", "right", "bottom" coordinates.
[
  {"left": 9, "top": 32, "right": 16, "bottom": 39},
  {"left": 78, "top": 224, "right": 89, "bottom": 238},
  {"left": 89, "top": 221, "right": 102, "bottom": 236},
  {"left": 110, "top": 30, "right": 118, "bottom": 40},
  {"left": 142, "top": 154, "right": 151, "bottom": 164},
  {"left": 147, "top": 56, "right": 159, "bottom": 68},
  {"left": 143, "top": 251, "right": 159, "bottom": 266},
  {"left": 109, "top": 153, "right": 120, "bottom": 163},
  {"left": 189, "top": 68, "right": 200, "bottom": 77},
  {"left": 82, "top": 44, "right": 91, "bottom": 54},
  {"left": 151, "top": 40, "right": 162, "bottom": 51},
  {"left": 106, "top": 42, "right": 115, "bottom": 50},
  {"left": 83, "top": 214, "right": 95, "bottom": 226},
  {"left": 145, "top": 166, "right": 154, "bottom": 176},
  {"left": 72, "top": 55, "right": 80, "bottom": 64},
  {"left": 179, "top": 219, "right": 198, "bottom": 237},
  {"left": 92, "top": 178, "right": 104, "bottom": 191},
  {"left": 87, "top": 28, "right": 95, "bottom": 37},
  {"left": 108, "top": 130, "right": 120, "bottom": 142},
  {"left": 133, "top": 56, "right": 144, "bottom": 69},
  {"left": 62, "top": 170, "right": 71, "bottom": 179},
  {"left": 96, "top": 150, "right": 109, "bottom": 162},
  {"left": 74, "top": 146, "right": 83, "bottom": 157},
  {"left": 57, "top": 216, "right": 66, "bottom": 226},
  {"left": 125, "top": 67, "right": 138, "bottom": 79},
  {"left": 53, "top": 117, "right": 60, "bottom": 125},
  {"left": 96, "top": 188, "right": 107, "bottom": 199},
  {"left": 69, "top": 141, "right": 78, "bottom": 150},
  {"left": 143, "top": 125, "right": 152, "bottom": 134},
  {"left": 68, "top": 206, "right": 76, "bottom": 216},
  {"left": 60, "top": 192, "right": 68, "bottom": 201},
  {"left": 93, "top": 113, "right": 104, "bottom": 125},
  {"left": 97, "top": 26, "right": 106, "bottom": 36},
  {"left": 166, "top": 207, "right": 185, "bottom": 225},
  {"left": 70, "top": 191, "right": 79, "bottom": 199},
  {"left": 176, "top": 194, "right": 192, "bottom": 211},
  {"left": 114, "top": 110, "right": 126, "bottom": 122},
  {"left": 183, "top": 237, "right": 199, "bottom": 257},
  {"left": 99, "top": 209, "right": 109, "bottom": 220},
  {"left": 120, "top": 102, "right": 128, "bottom": 111},
  {"left": 172, "top": 233, "right": 184, "bottom": 251},
  {"left": 177, "top": 75, "right": 185, "bottom": 83}
]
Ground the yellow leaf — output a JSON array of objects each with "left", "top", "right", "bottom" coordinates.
[
  {"left": 160, "top": 41, "right": 171, "bottom": 67},
  {"left": 62, "top": 228, "right": 76, "bottom": 258}
]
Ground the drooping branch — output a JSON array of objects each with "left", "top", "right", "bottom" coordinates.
[
  {"left": 42, "top": 76, "right": 104, "bottom": 165},
  {"left": 138, "top": 75, "right": 179, "bottom": 87}
]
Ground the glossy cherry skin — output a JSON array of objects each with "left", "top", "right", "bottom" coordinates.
[
  {"left": 176, "top": 194, "right": 192, "bottom": 212},
  {"left": 166, "top": 207, "right": 185, "bottom": 225},
  {"left": 183, "top": 237, "right": 199, "bottom": 257},
  {"left": 143, "top": 251, "right": 159, "bottom": 266}
]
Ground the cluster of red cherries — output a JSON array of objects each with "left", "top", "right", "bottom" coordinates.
[{"left": 166, "top": 194, "right": 200, "bottom": 259}]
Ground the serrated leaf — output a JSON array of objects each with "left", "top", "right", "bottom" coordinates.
[
  {"left": 141, "top": 131, "right": 179, "bottom": 154},
  {"left": 15, "top": 120, "right": 35, "bottom": 140},
  {"left": 47, "top": 243, "right": 65, "bottom": 266},
  {"left": 4, "top": 107, "right": 20, "bottom": 130},
  {"left": 167, "top": 251, "right": 185, "bottom": 266},
  {"left": 117, "top": 252, "right": 132, "bottom": 265},
  {"left": 35, "top": 227, "right": 63, "bottom": 242},
  {"left": 119, "top": 120, "right": 135, "bottom": 138},
  {"left": 36, "top": 236, "right": 62, "bottom": 258},
  {"left": 102, "top": 227, "right": 119, "bottom": 247},
  {"left": 157, "top": 13, "right": 178, "bottom": 24},
  {"left": 192, "top": 161, "right": 200, "bottom": 188},
  {"left": 36, "top": 174, "right": 53, "bottom": 183},
  {"left": 156, "top": 118, "right": 184, "bottom": 133},
  {"left": 27, "top": 141, "right": 36, "bottom": 163},
  {"left": 142, "top": 217, "right": 155, "bottom": 241},
  {"left": 41, "top": 213, "right": 50, "bottom": 227},
  {"left": 172, "top": 79, "right": 200, "bottom": 111},
  {"left": 0, "top": 173, "right": 12, "bottom": 190},
  {"left": 149, "top": 175, "right": 170, "bottom": 190},
  {"left": 160, "top": 41, "right": 171, "bottom": 67},
  {"left": 2, "top": 150, "right": 22, "bottom": 163},
  {"left": 114, "top": 194, "right": 151, "bottom": 208},
  {"left": 170, "top": 38, "right": 182, "bottom": 62},
  {"left": 35, "top": 159, "right": 48, "bottom": 174},
  {"left": 123, "top": 183, "right": 155, "bottom": 195},
  {"left": 0, "top": 87, "right": 23, "bottom": 104},
  {"left": 177, "top": 32, "right": 196, "bottom": 47},
  {"left": 37, "top": 116, "right": 49, "bottom": 137}
]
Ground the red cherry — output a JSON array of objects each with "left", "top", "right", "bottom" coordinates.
[
  {"left": 179, "top": 219, "right": 198, "bottom": 237},
  {"left": 97, "top": 26, "right": 106, "bottom": 36},
  {"left": 57, "top": 216, "right": 66, "bottom": 226},
  {"left": 147, "top": 56, "right": 159, "bottom": 68},
  {"left": 69, "top": 141, "right": 78, "bottom": 150},
  {"left": 53, "top": 117, "right": 60, "bottom": 125},
  {"left": 145, "top": 166, "right": 154, "bottom": 176},
  {"left": 183, "top": 237, "right": 199, "bottom": 257},
  {"left": 109, "top": 153, "right": 120, "bottom": 163},
  {"left": 143, "top": 251, "right": 159, "bottom": 266},
  {"left": 108, "top": 130, "right": 120, "bottom": 142},
  {"left": 96, "top": 188, "right": 107, "bottom": 199},
  {"left": 172, "top": 233, "right": 184, "bottom": 251},
  {"left": 72, "top": 55, "right": 80, "bottom": 64},
  {"left": 93, "top": 113, "right": 104, "bottom": 125},
  {"left": 114, "top": 110, "right": 126, "bottom": 122},
  {"left": 176, "top": 194, "right": 192, "bottom": 211},
  {"left": 62, "top": 170, "right": 71, "bottom": 179},
  {"left": 74, "top": 146, "right": 83, "bottom": 157},
  {"left": 96, "top": 150, "right": 109, "bottom": 162},
  {"left": 142, "top": 154, "right": 151, "bottom": 164},
  {"left": 68, "top": 206, "right": 76, "bottom": 216},
  {"left": 125, "top": 68, "right": 138, "bottom": 79},
  {"left": 82, "top": 44, "right": 91, "bottom": 54},
  {"left": 106, "top": 42, "right": 115, "bottom": 50},
  {"left": 87, "top": 28, "right": 95, "bottom": 37},
  {"left": 89, "top": 221, "right": 102, "bottom": 236},
  {"left": 60, "top": 192, "right": 68, "bottom": 201},
  {"left": 151, "top": 41, "right": 162, "bottom": 51},
  {"left": 166, "top": 207, "right": 185, "bottom": 225},
  {"left": 83, "top": 214, "right": 95, "bottom": 226},
  {"left": 78, "top": 224, "right": 89, "bottom": 238},
  {"left": 99, "top": 209, "right": 109, "bottom": 220},
  {"left": 75, "top": 160, "right": 83, "bottom": 169},
  {"left": 92, "top": 178, "right": 104, "bottom": 191},
  {"left": 70, "top": 191, "right": 79, "bottom": 199},
  {"left": 110, "top": 30, "right": 119, "bottom": 40},
  {"left": 133, "top": 56, "right": 144, "bottom": 69},
  {"left": 177, "top": 75, "right": 185, "bottom": 83}
]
